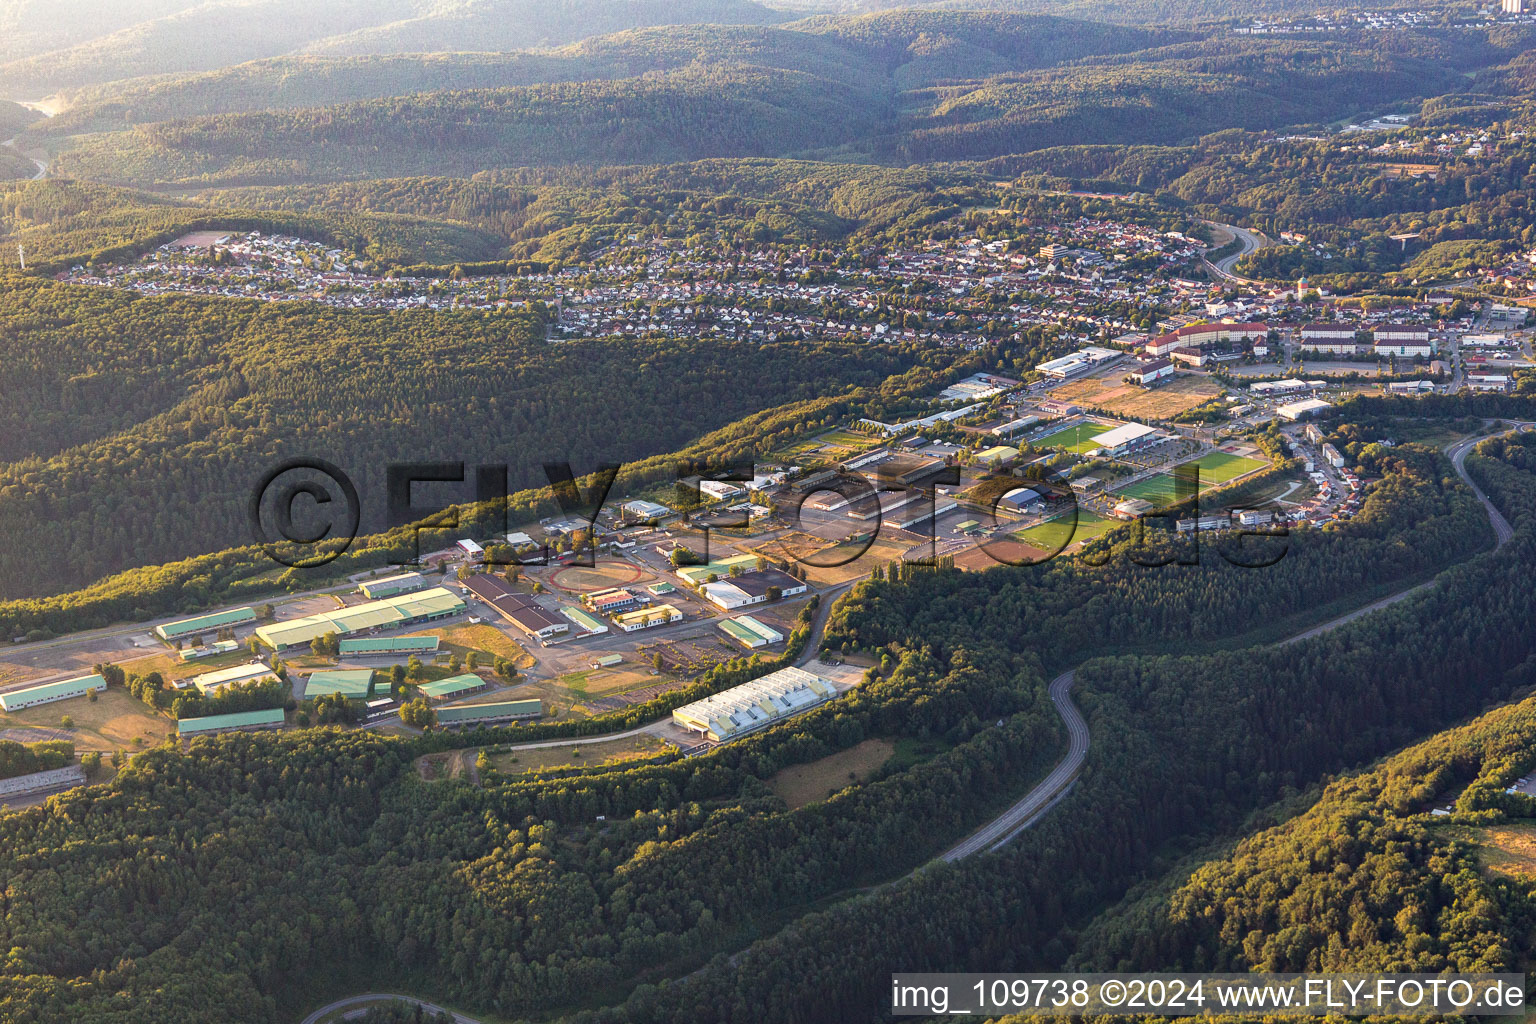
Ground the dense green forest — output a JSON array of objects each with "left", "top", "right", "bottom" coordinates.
[
  {"left": 26, "top": 14, "right": 1174, "bottom": 139},
  {"left": 0, "top": 439, "right": 1513, "bottom": 1023},
  {"left": 0, "top": 273, "right": 946, "bottom": 599},
  {"left": 0, "top": 0, "right": 788, "bottom": 96},
  {"left": 34, "top": 26, "right": 1491, "bottom": 189}
]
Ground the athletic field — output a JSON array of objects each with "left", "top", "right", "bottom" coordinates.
[
  {"left": 1036, "top": 421, "right": 1114, "bottom": 454},
  {"left": 1111, "top": 453, "right": 1268, "bottom": 505},
  {"left": 1013, "top": 510, "right": 1114, "bottom": 550}
]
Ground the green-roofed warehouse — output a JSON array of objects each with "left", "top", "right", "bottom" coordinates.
[
  {"left": 0, "top": 674, "right": 107, "bottom": 711},
  {"left": 436, "top": 700, "right": 542, "bottom": 726},
  {"left": 304, "top": 670, "right": 374, "bottom": 698},
  {"left": 418, "top": 674, "right": 487, "bottom": 701},
  {"left": 178, "top": 708, "right": 285, "bottom": 736},
  {"left": 156, "top": 607, "right": 256, "bottom": 641},
  {"left": 676, "top": 554, "right": 762, "bottom": 586},
  {"left": 338, "top": 635, "right": 440, "bottom": 656},
  {"left": 254, "top": 587, "right": 466, "bottom": 650}
]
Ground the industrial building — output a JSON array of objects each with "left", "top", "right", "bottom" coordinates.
[
  {"left": 418, "top": 673, "right": 489, "bottom": 701},
  {"left": 156, "top": 606, "right": 256, "bottom": 641},
  {"left": 435, "top": 699, "right": 542, "bottom": 727},
  {"left": 177, "top": 709, "right": 285, "bottom": 733},
  {"left": 1277, "top": 397, "right": 1333, "bottom": 421},
  {"left": 672, "top": 666, "right": 837, "bottom": 742},
  {"left": 0, "top": 673, "right": 107, "bottom": 711},
  {"left": 0, "top": 765, "right": 86, "bottom": 800},
  {"left": 717, "top": 615, "right": 784, "bottom": 649},
  {"left": 892, "top": 498, "right": 958, "bottom": 530},
  {"left": 178, "top": 708, "right": 285, "bottom": 736},
  {"left": 1036, "top": 346, "right": 1123, "bottom": 380},
  {"left": 614, "top": 604, "right": 683, "bottom": 632},
  {"left": 455, "top": 539, "right": 485, "bottom": 561},
  {"left": 700, "top": 568, "right": 808, "bottom": 610},
  {"left": 254, "top": 588, "right": 466, "bottom": 650},
  {"left": 990, "top": 416, "right": 1041, "bottom": 438},
  {"left": 191, "top": 662, "right": 278, "bottom": 695},
  {"left": 461, "top": 575, "right": 569, "bottom": 641},
  {"left": 974, "top": 445, "right": 1021, "bottom": 469},
  {"left": 999, "top": 487, "right": 1046, "bottom": 512},
  {"left": 304, "top": 669, "right": 375, "bottom": 699},
  {"left": 337, "top": 635, "right": 441, "bottom": 657},
  {"left": 622, "top": 499, "right": 674, "bottom": 521},
  {"left": 1090, "top": 422, "right": 1163, "bottom": 456},
  {"left": 358, "top": 572, "right": 428, "bottom": 600},
  {"left": 1111, "top": 497, "right": 1156, "bottom": 520},
  {"left": 180, "top": 639, "right": 240, "bottom": 661},
  {"left": 561, "top": 606, "right": 609, "bottom": 634}
]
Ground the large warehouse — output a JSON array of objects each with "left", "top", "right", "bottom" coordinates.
[
  {"left": 0, "top": 673, "right": 107, "bottom": 711},
  {"left": 337, "top": 635, "right": 440, "bottom": 657},
  {"left": 304, "top": 669, "right": 375, "bottom": 699},
  {"left": 156, "top": 606, "right": 256, "bottom": 641},
  {"left": 190, "top": 662, "right": 277, "bottom": 695},
  {"left": 436, "top": 700, "right": 543, "bottom": 727},
  {"left": 672, "top": 666, "right": 837, "bottom": 742},
  {"left": 254, "top": 587, "right": 465, "bottom": 650},
  {"left": 463, "top": 574, "right": 569, "bottom": 641},
  {"left": 178, "top": 708, "right": 285, "bottom": 737}
]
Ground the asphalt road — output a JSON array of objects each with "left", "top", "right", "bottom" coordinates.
[
  {"left": 298, "top": 993, "right": 482, "bottom": 1024},
  {"left": 1205, "top": 221, "right": 1270, "bottom": 283}
]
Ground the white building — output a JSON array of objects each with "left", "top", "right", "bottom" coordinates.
[
  {"left": 192, "top": 661, "right": 278, "bottom": 695},
  {"left": 1090, "top": 422, "right": 1163, "bottom": 456},
  {"left": 672, "top": 666, "right": 837, "bottom": 742},
  {"left": 1277, "top": 398, "right": 1333, "bottom": 421}
]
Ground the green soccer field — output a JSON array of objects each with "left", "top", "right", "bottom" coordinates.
[
  {"left": 1111, "top": 453, "right": 1269, "bottom": 505},
  {"left": 1013, "top": 510, "right": 1115, "bottom": 549},
  {"left": 1037, "top": 422, "right": 1114, "bottom": 454}
]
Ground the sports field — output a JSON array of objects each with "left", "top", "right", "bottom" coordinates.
[
  {"left": 1111, "top": 453, "right": 1268, "bottom": 505},
  {"left": 1012, "top": 510, "right": 1114, "bottom": 550},
  {"left": 1037, "top": 421, "right": 1114, "bottom": 454}
]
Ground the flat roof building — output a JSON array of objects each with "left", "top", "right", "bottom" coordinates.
[
  {"left": 254, "top": 587, "right": 465, "bottom": 649},
  {"left": 192, "top": 662, "right": 277, "bottom": 695},
  {"left": 672, "top": 666, "right": 837, "bottom": 742},
  {"left": 418, "top": 673, "right": 488, "bottom": 701},
  {"left": 337, "top": 635, "right": 441, "bottom": 656},
  {"left": 178, "top": 708, "right": 285, "bottom": 736},
  {"left": 358, "top": 572, "right": 428, "bottom": 600},
  {"left": 614, "top": 604, "right": 683, "bottom": 632},
  {"left": 435, "top": 699, "right": 543, "bottom": 727},
  {"left": 561, "top": 606, "right": 609, "bottom": 634},
  {"left": 1277, "top": 397, "right": 1333, "bottom": 421},
  {"left": 156, "top": 607, "right": 256, "bottom": 641},
  {"left": 304, "top": 669, "right": 375, "bottom": 699},
  {"left": 1091, "top": 422, "right": 1162, "bottom": 456},
  {"left": 718, "top": 615, "right": 784, "bottom": 649},
  {"left": 0, "top": 673, "right": 107, "bottom": 711}
]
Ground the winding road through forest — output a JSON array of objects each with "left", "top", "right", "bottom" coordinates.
[{"left": 300, "top": 430, "right": 1517, "bottom": 1023}]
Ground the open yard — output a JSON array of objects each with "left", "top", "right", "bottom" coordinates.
[
  {"left": 0, "top": 687, "right": 173, "bottom": 752},
  {"left": 768, "top": 738, "right": 896, "bottom": 810},
  {"left": 408, "top": 623, "right": 534, "bottom": 666},
  {"left": 1052, "top": 373, "right": 1223, "bottom": 419},
  {"left": 486, "top": 733, "right": 670, "bottom": 775},
  {"left": 556, "top": 665, "right": 661, "bottom": 697}
]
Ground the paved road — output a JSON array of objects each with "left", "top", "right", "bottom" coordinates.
[
  {"left": 939, "top": 667, "right": 1086, "bottom": 861},
  {"left": 1204, "top": 221, "right": 1270, "bottom": 284}
]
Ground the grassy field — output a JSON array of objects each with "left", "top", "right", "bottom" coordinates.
[
  {"left": 1461, "top": 823, "right": 1536, "bottom": 881},
  {"left": 802, "top": 536, "right": 914, "bottom": 585},
  {"left": 556, "top": 666, "right": 659, "bottom": 696},
  {"left": 1012, "top": 510, "right": 1115, "bottom": 550},
  {"left": 486, "top": 733, "right": 669, "bottom": 775},
  {"left": 768, "top": 738, "right": 896, "bottom": 810},
  {"left": 1111, "top": 453, "right": 1268, "bottom": 505},
  {"left": 1037, "top": 421, "right": 1114, "bottom": 454},
  {"left": 407, "top": 623, "right": 534, "bottom": 666},
  {"left": 0, "top": 687, "right": 173, "bottom": 752}
]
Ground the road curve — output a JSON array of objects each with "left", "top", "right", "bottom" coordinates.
[
  {"left": 298, "top": 993, "right": 481, "bottom": 1024},
  {"left": 940, "top": 667, "right": 1086, "bottom": 861},
  {"left": 1204, "top": 221, "right": 1269, "bottom": 284}
]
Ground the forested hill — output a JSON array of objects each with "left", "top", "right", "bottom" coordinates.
[
  {"left": 0, "top": 0, "right": 788, "bottom": 96},
  {"left": 0, "top": 275, "right": 941, "bottom": 599},
  {"left": 42, "top": 34, "right": 1470, "bottom": 189},
  {"left": 26, "top": 14, "right": 1176, "bottom": 140}
]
